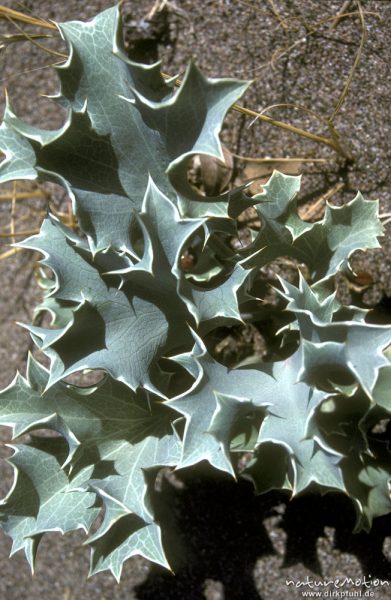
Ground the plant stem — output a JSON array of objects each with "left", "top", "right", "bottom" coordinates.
[
  {"left": 161, "top": 72, "right": 354, "bottom": 161},
  {"left": 0, "top": 5, "right": 56, "bottom": 30},
  {"left": 1, "top": 4, "right": 355, "bottom": 162},
  {"left": 0, "top": 229, "right": 39, "bottom": 238},
  {"left": 231, "top": 103, "right": 354, "bottom": 161},
  {"left": 329, "top": 0, "right": 366, "bottom": 122}
]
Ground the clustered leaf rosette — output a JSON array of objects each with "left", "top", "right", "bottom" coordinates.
[{"left": 0, "top": 5, "right": 390, "bottom": 580}]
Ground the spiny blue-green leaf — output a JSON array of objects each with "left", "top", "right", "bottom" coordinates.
[
  {"left": 130, "top": 60, "right": 250, "bottom": 217},
  {"left": 87, "top": 497, "right": 169, "bottom": 581},
  {"left": 125, "top": 176, "right": 203, "bottom": 281},
  {"left": 178, "top": 262, "right": 250, "bottom": 328},
  {"left": 293, "top": 192, "right": 383, "bottom": 281},
  {"left": 305, "top": 369, "right": 391, "bottom": 531},
  {"left": 0, "top": 437, "right": 98, "bottom": 568},
  {"left": 278, "top": 276, "right": 391, "bottom": 395},
  {"left": 33, "top": 296, "right": 75, "bottom": 329},
  {"left": 300, "top": 323, "right": 391, "bottom": 397},
  {"left": 252, "top": 170, "right": 302, "bottom": 221},
  {"left": 254, "top": 350, "right": 345, "bottom": 495},
  {"left": 0, "top": 356, "right": 181, "bottom": 574},
  {"left": 341, "top": 445, "right": 391, "bottom": 532},
  {"left": 0, "top": 6, "right": 249, "bottom": 250},
  {"left": 371, "top": 365, "right": 391, "bottom": 412},
  {"left": 242, "top": 172, "right": 383, "bottom": 283},
  {"left": 86, "top": 432, "right": 179, "bottom": 575},
  {"left": 0, "top": 2, "right": 389, "bottom": 580},
  {"left": 240, "top": 171, "right": 302, "bottom": 268},
  {"left": 207, "top": 392, "right": 263, "bottom": 457},
  {"left": 18, "top": 181, "right": 253, "bottom": 392},
  {"left": 168, "top": 337, "right": 342, "bottom": 491},
  {"left": 33, "top": 266, "right": 75, "bottom": 328},
  {"left": 279, "top": 273, "right": 338, "bottom": 331},
  {"left": 17, "top": 206, "right": 195, "bottom": 393},
  {"left": 306, "top": 392, "right": 370, "bottom": 458},
  {"left": 176, "top": 176, "right": 252, "bottom": 219},
  {"left": 0, "top": 101, "right": 37, "bottom": 183},
  {"left": 168, "top": 336, "right": 274, "bottom": 475},
  {"left": 244, "top": 443, "right": 291, "bottom": 495}
]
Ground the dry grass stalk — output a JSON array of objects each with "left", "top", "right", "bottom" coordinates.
[
  {"left": 232, "top": 155, "right": 327, "bottom": 164},
  {"left": 0, "top": 228, "right": 41, "bottom": 238},
  {"left": 5, "top": 15, "right": 66, "bottom": 58},
  {"left": 10, "top": 181, "right": 16, "bottom": 245},
  {"left": 265, "top": 0, "right": 288, "bottom": 30},
  {"left": 0, "top": 190, "right": 48, "bottom": 201},
  {"left": 329, "top": 0, "right": 352, "bottom": 31},
  {"left": 0, "top": 5, "right": 56, "bottom": 30},
  {"left": 0, "top": 246, "right": 23, "bottom": 260},
  {"left": 329, "top": 1, "right": 367, "bottom": 122},
  {"left": 0, "top": 3, "right": 362, "bottom": 161},
  {"left": 0, "top": 32, "right": 51, "bottom": 50},
  {"left": 299, "top": 181, "right": 345, "bottom": 222}
]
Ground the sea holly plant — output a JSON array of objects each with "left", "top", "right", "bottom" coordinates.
[{"left": 0, "top": 4, "right": 391, "bottom": 581}]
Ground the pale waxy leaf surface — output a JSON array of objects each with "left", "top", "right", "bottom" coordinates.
[
  {"left": 342, "top": 447, "right": 391, "bottom": 532},
  {"left": 0, "top": 356, "right": 181, "bottom": 576},
  {"left": 254, "top": 350, "right": 345, "bottom": 496},
  {"left": 0, "top": 3, "right": 390, "bottom": 579},
  {"left": 278, "top": 275, "right": 391, "bottom": 396},
  {"left": 0, "top": 6, "right": 249, "bottom": 250},
  {"left": 168, "top": 337, "right": 275, "bottom": 475},
  {"left": 242, "top": 172, "right": 383, "bottom": 283},
  {"left": 0, "top": 436, "right": 98, "bottom": 567},
  {"left": 17, "top": 186, "right": 198, "bottom": 393}
]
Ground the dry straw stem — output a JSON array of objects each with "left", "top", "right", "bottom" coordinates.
[
  {"left": 329, "top": 0, "right": 353, "bottom": 31},
  {"left": 265, "top": 0, "right": 288, "bottom": 30},
  {"left": 379, "top": 213, "right": 391, "bottom": 227},
  {"left": 0, "top": 32, "right": 51, "bottom": 50},
  {"left": 329, "top": 0, "right": 367, "bottom": 122},
  {"left": 231, "top": 154, "right": 327, "bottom": 164},
  {"left": 244, "top": 7, "right": 376, "bottom": 72},
  {"left": 234, "top": 1, "right": 378, "bottom": 160},
  {"left": 0, "top": 5, "right": 56, "bottom": 30},
  {"left": 0, "top": 246, "right": 23, "bottom": 260},
  {"left": 246, "top": 101, "right": 329, "bottom": 129},
  {"left": 0, "top": 3, "right": 361, "bottom": 161},
  {"left": 0, "top": 60, "right": 64, "bottom": 86},
  {"left": 0, "top": 217, "right": 73, "bottom": 240},
  {"left": 146, "top": 0, "right": 168, "bottom": 20},
  {"left": 5, "top": 15, "right": 66, "bottom": 59},
  {"left": 10, "top": 181, "right": 16, "bottom": 244},
  {"left": 159, "top": 71, "right": 353, "bottom": 160},
  {"left": 233, "top": 105, "right": 353, "bottom": 160},
  {"left": 237, "top": 0, "right": 281, "bottom": 22},
  {"left": 0, "top": 0, "right": 374, "bottom": 248},
  {"left": 0, "top": 190, "right": 48, "bottom": 201},
  {"left": 0, "top": 182, "right": 73, "bottom": 262},
  {"left": 299, "top": 181, "right": 345, "bottom": 222},
  {"left": 62, "top": 589, "right": 73, "bottom": 600},
  {"left": 228, "top": 104, "right": 353, "bottom": 161},
  {"left": 0, "top": 229, "right": 42, "bottom": 238}
]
